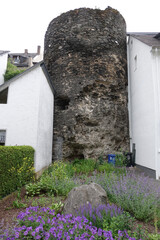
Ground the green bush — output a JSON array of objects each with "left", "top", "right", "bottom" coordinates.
[
  {"left": 4, "top": 60, "right": 25, "bottom": 81},
  {"left": 0, "top": 146, "right": 35, "bottom": 198},
  {"left": 26, "top": 161, "right": 76, "bottom": 197},
  {"left": 72, "top": 158, "right": 96, "bottom": 174},
  {"left": 103, "top": 212, "right": 134, "bottom": 237},
  {"left": 97, "top": 161, "right": 126, "bottom": 175}
]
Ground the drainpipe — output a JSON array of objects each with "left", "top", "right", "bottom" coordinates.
[{"left": 151, "top": 47, "right": 160, "bottom": 179}]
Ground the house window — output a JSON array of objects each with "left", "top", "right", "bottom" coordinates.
[
  {"left": 0, "top": 130, "right": 6, "bottom": 146},
  {"left": 134, "top": 55, "right": 137, "bottom": 71},
  {"left": 0, "top": 88, "right": 8, "bottom": 104}
]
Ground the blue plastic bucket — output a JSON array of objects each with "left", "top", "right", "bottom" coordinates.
[{"left": 108, "top": 154, "right": 116, "bottom": 165}]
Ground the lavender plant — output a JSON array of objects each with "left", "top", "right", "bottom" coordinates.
[
  {"left": 0, "top": 206, "right": 138, "bottom": 240},
  {"left": 91, "top": 171, "right": 160, "bottom": 221},
  {"left": 77, "top": 203, "right": 124, "bottom": 229},
  {"left": 77, "top": 203, "right": 134, "bottom": 237}
]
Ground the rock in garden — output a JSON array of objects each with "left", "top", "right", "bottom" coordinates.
[{"left": 63, "top": 182, "right": 108, "bottom": 215}]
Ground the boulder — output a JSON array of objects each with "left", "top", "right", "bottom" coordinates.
[{"left": 63, "top": 182, "right": 108, "bottom": 215}]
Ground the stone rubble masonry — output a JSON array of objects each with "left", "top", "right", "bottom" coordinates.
[{"left": 44, "top": 7, "right": 129, "bottom": 161}]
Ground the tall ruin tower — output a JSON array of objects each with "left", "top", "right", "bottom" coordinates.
[{"left": 44, "top": 7, "right": 129, "bottom": 160}]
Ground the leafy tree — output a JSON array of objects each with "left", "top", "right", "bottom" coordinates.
[{"left": 4, "top": 60, "right": 25, "bottom": 81}]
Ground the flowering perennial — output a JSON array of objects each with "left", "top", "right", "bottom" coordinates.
[
  {"left": 88, "top": 170, "right": 160, "bottom": 220},
  {"left": 0, "top": 206, "right": 138, "bottom": 239}
]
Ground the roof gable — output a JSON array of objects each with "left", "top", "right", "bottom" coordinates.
[
  {"left": 0, "top": 51, "right": 9, "bottom": 56},
  {"left": 128, "top": 32, "right": 160, "bottom": 47}
]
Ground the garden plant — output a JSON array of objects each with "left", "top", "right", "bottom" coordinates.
[{"left": 1, "top": 157, "right": 160, "bottom": 239}]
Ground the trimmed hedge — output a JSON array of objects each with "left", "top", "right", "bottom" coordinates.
[{"left": 0, "top": 146, "right": 35, "bottom": 198}]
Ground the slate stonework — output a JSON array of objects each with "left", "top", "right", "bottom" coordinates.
[{"left": 44, "top": 7, "right": 129, "bottom": 160}]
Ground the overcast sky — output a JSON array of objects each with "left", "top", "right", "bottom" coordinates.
[{"left": 0, "top": 0, "right": 159, "bottom": 53}]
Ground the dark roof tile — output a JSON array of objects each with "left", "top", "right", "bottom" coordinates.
[
  {"left": 128, "top": 32, "right": 160, "bottom": 47},
  {"left": 0, "top": 51, "right": 9, "bottom": 56}
]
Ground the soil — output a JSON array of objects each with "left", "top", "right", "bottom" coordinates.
[
  {"left": 0, "top": 187, "right": 65, "bottom": 232},
  {"left": 0, "top": 187, "right": 27, "bottom": 231}
]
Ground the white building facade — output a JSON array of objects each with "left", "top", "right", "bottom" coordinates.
[
  {"left": 0, "top": 51, "right": 9, "bottom": 85},
  {"left": 0, "top": 62, "right": 54, "bottom": 175},
  {"left": 127, "top": 33, "right": 160, "bottom": 179}
]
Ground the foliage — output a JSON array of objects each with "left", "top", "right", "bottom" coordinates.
[
  {"left": 115, "top": 153, "right": 127, "bottom": 167},
  {"left": 91, "top": 171, "right": 160, "bottom": 221},
  {"left": 72, "top": 158, "right": 97, "bottom": 174},
  {"left": 50, "top": 160, "right": 69, "bottom": 180},
  {"left": 12, "top": 199, "right": 27, "bottom": 209},
  {"left": 128, "top": 224, "right": 150, "bottom": 240},
  {"left": 0, "top": 206, "right": 137, "bottom": 240},
  {"left": 29, "top": 196, "right": 55, "bottom": 208},
  {"left": 42, "top": 160, "right": 74, "bottom": 179},
  {"left": 4, "top": 60, "right": 25, "bottom": 81},
  {"left": 50, "top": 201, "right": 64, "bottom": 214},
  {"left": 0, "top": 146, "right": 35, "bottom": 198},
  {"left": 148, "top": 233, "right": 160, "bottom": 240},
  {"left": 97, "top": 161, "right": 126, "bottom": 175},
  {"left": 103, "top": 212, "right": 134, "bottom": 237},
  {"left": 26, "top": 163, "right": 76, "bottom": 197},
  {"left": 77, "top": 203, "right": 134, "bottom": 237},
  {"left": 65, "top": 161, "right": 75, "bottom": 177}
]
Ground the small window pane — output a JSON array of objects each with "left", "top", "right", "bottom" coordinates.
[
  {"left": 0, "top": 130, "right": 6, "bottom": 145},
  {"left": 0, "top": 88, "right": 8, "bottom": 104}
]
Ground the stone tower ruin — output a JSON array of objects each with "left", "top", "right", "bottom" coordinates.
[{"left": 44, "top": 7, "right": 129, "bottom": 161}]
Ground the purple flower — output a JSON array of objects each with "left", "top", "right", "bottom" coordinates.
[
  {"left": 31, "top": 231, "right": 36, "bottom": 236},
  {"left": 35, "top": 235, "right": 41, "bottom": 239},
  {"left": 97, "top": 228, "right": 102, "bottom": 236},
  {"left": 23, "top": 230, "right": 28, "bottom": 236},
  {"left": 1, "top": 206, "right": 136, "bottom": 239},
  {"left": 15, "top": 232, "right": 19, "bottom": 238}
]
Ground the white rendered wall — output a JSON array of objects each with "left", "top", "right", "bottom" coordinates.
[
  {"left": 35, "top": 68, "right": 54, "bottom": 172},
  {"left": 128, "top": 37, "right": 156, "bottom": 170},
  {"left": 0, "top": 66, "right": 53, "bottom": 172},
  {"left": 0, "top": 53, "right": 8, "bottom": 85}
]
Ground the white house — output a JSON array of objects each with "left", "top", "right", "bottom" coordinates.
[
  {"left": 0, "top": 61, "right": 54, "bottom": 176},
  {"left": 0, "top": 51, "right": 9, "bottom": 85},
  {"left": 127, "top": 32, "right": 160, "bottom": 179}
]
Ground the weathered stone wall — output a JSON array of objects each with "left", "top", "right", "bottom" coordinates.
[{"left": 44, "top": 7, "right": 129, "bottom": 160}]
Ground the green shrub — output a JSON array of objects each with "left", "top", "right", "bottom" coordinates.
[
  {"left": 97, "top": 161, "right": 126, "bottom": 175},
  {"left": 26, "top": 161, "right": 76, "bottom": 197},
  {"left": 98, "top": 161, "right": 115, "bottom": 173},
  {"left": 0, "top": 146, "right": 35, "bottom": 198},
  {"left": 26, "top": 175, "right": 76, "bottom": 197},
  {"left": 51, "top": 160, "right": 69, "bottom": 180},
  {"left": 115, "top": 153, "right": 130, "bottom": 167},
  {"left": 42, "top": 160, "right": 74, "bottom": 179},
  {"left": 148, "top": 233, "right": 160, "bottom": 240},
  {"left": 4, "top": 60, "right": 25, "bottom": 81},
  {"left": 72, "top": 158, "right": 96, "bottom": 174},
  {"left": 128, "top": 224, "right": 149, "bottom": 240},
  {"left": 103, "top": 212, "right": 134, "bottom": 237}
]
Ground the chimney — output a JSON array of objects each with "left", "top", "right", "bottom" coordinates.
[
  {"left": 37, "top": 45, "right": 41, "bottom": 55},
  {"left": 24, "top": 49, "right": 28, "bottom": 54}
]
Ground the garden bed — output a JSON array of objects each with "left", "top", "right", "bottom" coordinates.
[{"left": 1, "top": 159, "right": 160, "bottom": 239}]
